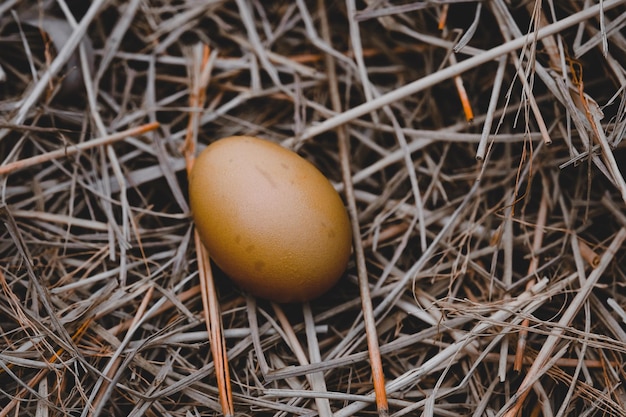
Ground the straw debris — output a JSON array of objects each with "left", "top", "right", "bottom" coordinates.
[{"left": 1, "top": 1, "right": 626, "bottom": 416}]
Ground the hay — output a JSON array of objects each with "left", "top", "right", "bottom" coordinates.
[{"left": 1, "top": 0, "right": 626, "bottom": 416}]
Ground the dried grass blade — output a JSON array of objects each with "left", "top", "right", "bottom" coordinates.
[
  {"left": 272, "top": 303, "right": 332, "bottom": 416},
  {"left": 0, "top": 273, "right": 91, "bottom": 417},
  {"left": 513, "top": 188, "right": 549, "bottom": 371},
  {"left": 319, "top": 0, "right": 388, "bottom": 414},
  {"left": 0, "top": 122, "right": 160, "bottom": 176},
  {"left": 584, "top": 94, "right": 626, "bottom": 204},
  {"left": 184, "top": 43, "right": 234, "bottom": 416},
  {"left": 286, "top": 0, "right": 625, "bottom": 145},
  {"left": 477, "top": 55, "right": 507, "bottom": 160},
  {"left": 502, "top": 227, "right": 626, "bottom": 417},
  {"left": 0, "top": 0, "right": 107, "bottom": 136},
  {"left": 88, "top": 286, "right": 154, "bottom": 417},
  {"left": 95, "top": 0, "right": 143, "bottom": 83},
  {"left": 196, "top": 236, "right": 234, "bottom": 416},
  {"left": 340, "top": 127, "right": 389, "bottom": 417}
]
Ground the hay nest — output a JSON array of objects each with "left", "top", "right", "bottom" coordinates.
[{"left": 1, "top": 1, "right": 626, "bottom": 416}]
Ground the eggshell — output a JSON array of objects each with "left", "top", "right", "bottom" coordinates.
[{"left": 189, "top": 136, "right": 352, "bottom": 303}]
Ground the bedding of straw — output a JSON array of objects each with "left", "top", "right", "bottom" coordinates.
[{"left": 2, "top": 1, "right": 626, "bottom": 416}]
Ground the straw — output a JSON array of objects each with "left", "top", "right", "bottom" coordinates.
[{"left": 2, "top": 1, "right": 626, "bottom": 415}]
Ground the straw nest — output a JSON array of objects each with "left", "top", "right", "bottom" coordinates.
[{"left": 1, "top": 1, "right": 626, "bottom": 416}]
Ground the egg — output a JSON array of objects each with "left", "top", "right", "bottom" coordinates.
[{"left": 189, "top": 136, "right": 352, "bottom": 303}]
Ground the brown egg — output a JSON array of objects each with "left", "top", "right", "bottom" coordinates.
[{"left": 189, "top": 136, "right": 352, "bottom": 303}]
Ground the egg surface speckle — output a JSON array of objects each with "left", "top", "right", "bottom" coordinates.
[{"left": 189, "top": 136, "right": 352, "bottom": 303}]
